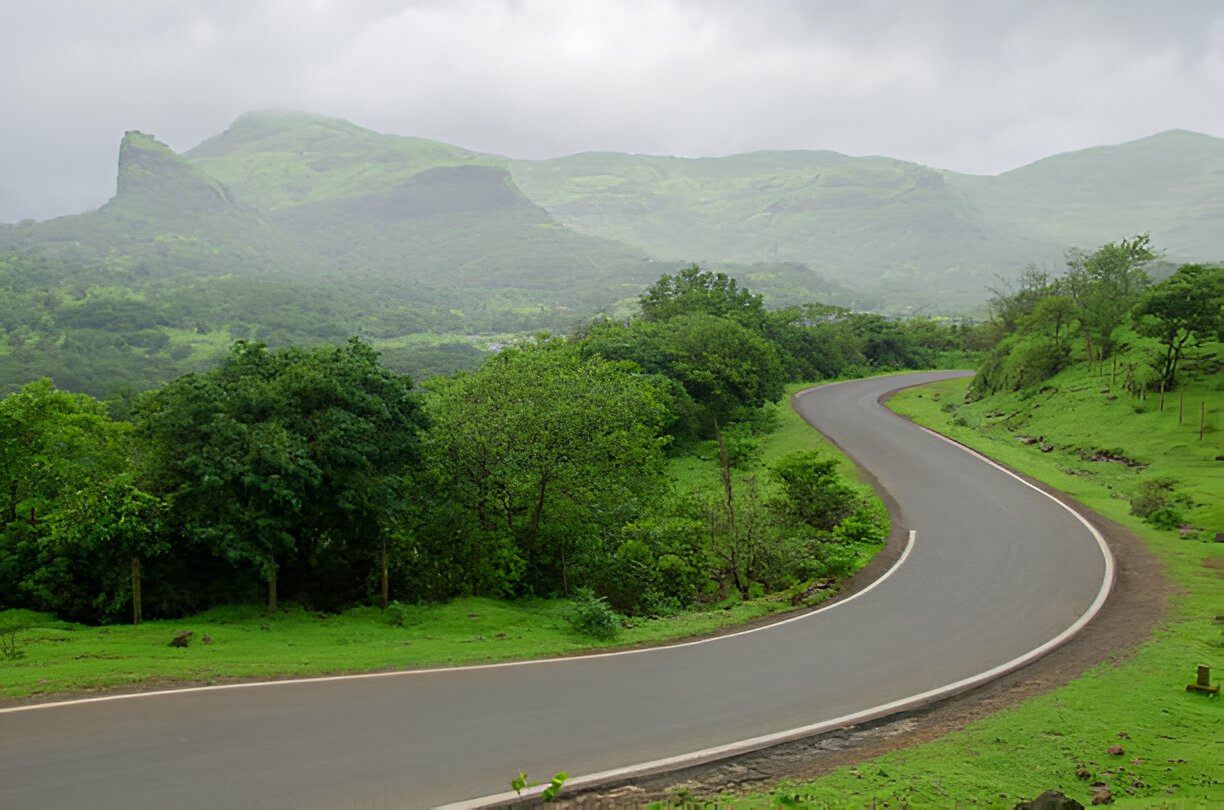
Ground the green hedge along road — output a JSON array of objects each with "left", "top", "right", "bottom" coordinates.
[{"left": 0, "top": 371, "right": 1113, "bottom": 809}]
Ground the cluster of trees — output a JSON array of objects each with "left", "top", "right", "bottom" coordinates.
[
  {"left": 973, "top": 236, "right": 1223, "bottom": 396},
  {"left": 1, "top": 267, "right": 963, "bottom": 625}
]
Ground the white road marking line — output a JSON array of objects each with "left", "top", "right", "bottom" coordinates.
[
  {"left": 0, "top": 531, "right": 918, "bottom": 715},
  {"left": 439, "top": 388, "right": 1116, "bottom": 809}
]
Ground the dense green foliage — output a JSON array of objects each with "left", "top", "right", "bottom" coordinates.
[
  {"left": 972, "top": 236, "right": 1222, "bottom": 398},
  {"left": 0, "top": 267, "right": 960, "bottom": 625}
]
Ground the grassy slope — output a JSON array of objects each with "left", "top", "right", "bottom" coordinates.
[
  {"left": 741, "top": 362, "right": 1222, "bottom": 807},
  {"left": 0, "top": 381, "right": 880, "bottom": 702}
]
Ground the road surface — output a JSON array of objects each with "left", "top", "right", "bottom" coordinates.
[{"left": 0, "top": 371, "right": 1112, "bottom": 809}]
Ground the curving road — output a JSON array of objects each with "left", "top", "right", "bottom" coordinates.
[{"left": 0, "top": 371, "right": 1112, "bottom": 809}]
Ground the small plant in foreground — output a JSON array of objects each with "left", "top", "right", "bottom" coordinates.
[
  {"left": 384, "top": 600, "right": 413, "bottom": 627},
  {"left": 1129, "top": 477, "right": 1191, "bottom": 530},
  {"left": 0, "top": 624, "right": 26, "bottom": 660},
  {"left": 566, "top": 587, "right": 622, "bottom": 640},
  {"left": 510, "top": 770, "right": 569, "bottom": 802}
]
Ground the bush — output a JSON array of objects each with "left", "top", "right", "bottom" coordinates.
[
  {"left": 1130, "top": 477, "right": 1188, "bottom": 519},
  {"left": 814, "top": 543, "right": 860, "bottom": 579},
  {"left": 384, "top": 600, "right": 418, "bottom": 628},
  {"left": 832, "top": 499, "right": 889, "bottom": 544},
  {"left": 1145, "top": 507, "right": 1185, "bottom": 531},
  {"left": 565, "top": 588, "right": 622, "bottom": 640}
]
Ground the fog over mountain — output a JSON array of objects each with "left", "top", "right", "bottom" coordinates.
[{"left": 2, "top": 1, "right": 1222, "bottom": 222}]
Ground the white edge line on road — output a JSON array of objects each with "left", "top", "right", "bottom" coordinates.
[
  {"left": 4, "top": 373, "right": 1117, "bottom": 810},
  {"left": 0, "top": 531, "right": 918, "bottom": 716},
  {"left": 438, "top": 384, "right": 1117, "bottom": 810}
]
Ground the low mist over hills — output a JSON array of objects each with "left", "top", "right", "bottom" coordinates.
[
  {"left": 510, "top": 129, "right": 1224, "bottom": 310},
  {"left": 1, "top": 110, "right": 1220, "bottom": 394}
]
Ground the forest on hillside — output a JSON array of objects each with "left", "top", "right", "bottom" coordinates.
[
  {"left": 4, "top": 243, "right": 1217, "bottom": 630},
  {"left": 0, "top": 267, "right": 966, "bottom": 626}
]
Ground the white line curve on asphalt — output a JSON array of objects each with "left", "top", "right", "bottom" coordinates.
[
  {"left": 438, "top": 386, "right": 1117, "bottom": 809},
  {"left": 0, "top": 530, "right": 919, "bottom": 716}
]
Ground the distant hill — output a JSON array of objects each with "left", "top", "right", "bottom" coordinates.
[
  {"left": 509, "top": 130, "right": 1224, "bottom": 311},
  {"left": 956, "top": 129, "right": 1224, "bottom": 260},
  {"left": 0, "top": 112, "right": 1219, "bottom": 395}
]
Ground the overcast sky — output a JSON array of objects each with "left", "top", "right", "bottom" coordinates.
[{"left": 2, "top": 0, "right": 1221, "bottom": 222}]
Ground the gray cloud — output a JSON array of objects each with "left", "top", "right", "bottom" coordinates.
[{"left": 2, "top": 0, "right": 1221, "bottom": 222}]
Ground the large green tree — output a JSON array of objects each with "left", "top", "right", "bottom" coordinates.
[
  {"left": 1134, "top": 263, "right": 1224, "bottom": 388},
  {"left": 1064, "top": 234, "right": 1156, "bottom": 361},
  {"left": 136, "top": 339, "right": 423, "bottom": 613},
  {"left": 639, "top": 264, "right": 768, "bottom": 328},
  {"left": 0, "top": 379, "right": 135, "bottom": 622},
  {"left": 424, "top": 341, "right": 669, "bottom": 595}
]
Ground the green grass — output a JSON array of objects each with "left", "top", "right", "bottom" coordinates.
[
  {"left": 0, "top": 596, "right": 798, "bottom": 702},
  {"left": 736, "top": 367, "right": 1223, "bottom": 808}
]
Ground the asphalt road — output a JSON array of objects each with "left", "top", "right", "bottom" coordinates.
[{"left": 0, "top": 371, "right": 1112, "bottom": 809}]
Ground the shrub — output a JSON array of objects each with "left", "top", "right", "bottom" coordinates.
[
  {"left": 1130, "top": 477, "right": 1187, "bottom": 519},
  {"left": 565, "top": 588, "right": 621, "bottom": 640},
  {"left": 654, "top": 553, "right": 702, "bottom": 607},
  {"left": 814, "top": 543, "right": 861, "bottom": 579},
  {"left": 384, "top": 600, "right": 418, "bottom": 628},
  {"left": 832, "top": 499, "right": 889, "bottom": 544},
  {"left": 1145, "top": 507, "right": 1185, "bottom": 531}
]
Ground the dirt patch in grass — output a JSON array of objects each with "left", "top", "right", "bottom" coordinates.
[{"left": 557, "top": 435, "right": 1172, "bottom": 806}]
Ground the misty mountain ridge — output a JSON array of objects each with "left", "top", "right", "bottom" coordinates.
[
  {"left": 1, "top": 110, "right": 1218, "bottom": 396},
  {"left": 1, "top": 110, "right": 1219, "bottom": 332}
]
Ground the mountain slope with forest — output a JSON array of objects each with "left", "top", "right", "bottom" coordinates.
[{"left": 0, "top": 112, "right": 1220, "bottom": 395}]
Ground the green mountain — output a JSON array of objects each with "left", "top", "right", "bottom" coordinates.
[
  {"left": 509, "top": 131, "right": 1224, "bottom": 310},
  {"left": 5, "top": 130, "right": 321, "bottom": 279},
  {"left": 0, "top": 118, "right": 663, "bottom": 395},
  {"left": 954, "top": 129, "right": 1224, "bottom": 259},
  {"left": 1, "top": 112, "right": 1219, "bottom": 396}
]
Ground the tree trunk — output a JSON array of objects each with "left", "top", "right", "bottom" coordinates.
[
  {"left": 524, "top": 476, "right": 548, "bottom": 569},
  {"left": 267, "top": 562, "right": 278, "bottom": 614},
  {"left": 131, "top": 557, "right": 142, "bottom": 625},
  {"left": 380, "top": 536, "right": 389, "bottom": 610},
  {"left": 715, "top": 420, "right": 735, "bottom": 536}
]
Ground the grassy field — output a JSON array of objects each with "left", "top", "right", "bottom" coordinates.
[
  {"left": 0, "top": 381, "right": 883, "bottom": 703},
  {"left": 738, "top": 369, "right": 1222, "bottom": 808}
]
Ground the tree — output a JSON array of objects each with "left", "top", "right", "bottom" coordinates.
[
  {"left": 639, "top": 264, "right": 767, "bottom": 328},
  {"left": 767, "top": 450, "right": 859, "bottom": 533},
  {"left": 48, "top": 473, "right": 166, "bottom": 624},
  {"left": 424, "top": 341, "right": 668, "bottom": 595},
  {"left": 1020, "top": 295, "right": 1078, "bottom": 349},
  {"left": 649, "top": 313, "right": 785, "bottom": 433},
  {"left": 1064, "top": 234, "right": 1156, "bottom": 361},
  {"left": 1134, "top": 263, "right": 1224, "bottom": 389},
  {"left": 0, "top": 380, "right": 129, "bottom": 620},
  {"left": 136, "top": 339, "right": 423, "bottom": 613},
  {"left": 986, "top": 265, "right": 1057, "bottom": 336}
]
